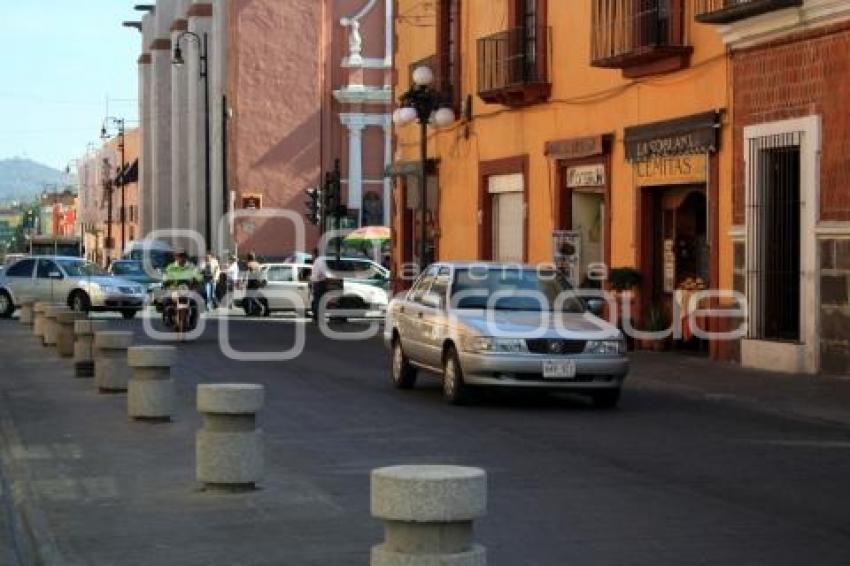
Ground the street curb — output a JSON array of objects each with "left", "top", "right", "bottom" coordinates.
[{"left": 0, "top": 391, "right": 69, "bottom": 566}]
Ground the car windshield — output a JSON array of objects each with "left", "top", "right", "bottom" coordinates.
[
  {"left": 57, "top": 260, "right": 107, "bottom": 277},
  {"left": 325, "top": 259, "right": 385, "bottom": 281},
  {"left": 111, "top": 262, "right": 146, "bottom": 276},
  {"left": 451, "top": 268, "right": 586, "bottom": 313}
]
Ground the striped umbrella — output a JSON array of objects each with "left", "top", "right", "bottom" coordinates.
[{"left": 343, "top": 226, "right": 391, "bottom": 243}]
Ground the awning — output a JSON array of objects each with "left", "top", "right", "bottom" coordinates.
[{"left": 115, "top": 159, "right": 139, "bottom": 185}]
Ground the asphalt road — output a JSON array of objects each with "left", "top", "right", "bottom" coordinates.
[{"left": 3, "top": 312, "right": 850, "bottom": 565}]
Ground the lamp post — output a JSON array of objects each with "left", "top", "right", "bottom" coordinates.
[
  {"left": 101, "top": 117, "right": 126, "bottom": 252},
  {"left": 392, "top": 66, "right": 456, "bottom": 270},
  {"left": 172, "top": 31, "right": 212, "bottom": 250}
]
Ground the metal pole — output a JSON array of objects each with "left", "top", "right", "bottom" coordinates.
[
  {"left": 419, "top": 119, "right": 428, "bottom": 270},
  {"left": 202, "top": 33, "right": 212, "bottom": 250},
  {"left": 119, "top": 120, "right": 126, "bottom": 252},
  {"left": 104, "top": 158, "right": 113, "bottom": 264}
]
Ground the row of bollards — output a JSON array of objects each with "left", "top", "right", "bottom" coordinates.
[{"left": 16, "top": 298, "right": 489, "bottom": 564}]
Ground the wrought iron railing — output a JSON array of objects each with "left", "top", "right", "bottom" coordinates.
[
  {"left": 477, "top": 26, "right": 551, "bottom": 95},
  {"left": 695, "top": 0, "right": 802, "bottom": 24},
  {"left": 591, "top": 0, "right": 689, "bottom": 67}
]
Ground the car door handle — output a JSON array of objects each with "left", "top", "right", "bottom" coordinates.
[
  {"left": 399, "top": 307, "right": 405, "bottom": 315},
  {"left": 417, "top": 312, "right": 423, "bottom": 319}
]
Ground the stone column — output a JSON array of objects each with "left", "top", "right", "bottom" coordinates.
[
  {"left": 43, "top": 306, "right": 68, "bottom": 348},
  {"left": 187, "top": 1, "right": 214, "bottom": 243},
  {"left": 18, "top": 298, "right": 35, "bottom": 326},
  {"left": 94, "top": 331, "right": 134, "bottom": 393},
  {"left": 56, "top": 311, "right": 86, "bottom": 358},
  {"left": 139, "top": 12, "right": 154, "bottom": 237},
  {"left": 75, "top": 320, "right": 108, "bottom": 378},
  {"left": 33, "top": 302, "right": 49, "bottom": 340},
  {"left": 196, "top": 383, "right": 264, "bottom": 490},
  {"left": 347, "top": 122, "right": 365, "bottom": 225},
  {"left": 128, "top": 346, "right": 177, "bottom": 421},
  {"left": 151, "top": 0, "right": 177, "bottom": 233},
  {"left": 370, "top": 465, "right": 488, "bottom": 566},
  {"left": 171, "top": 3, "right": 191, "bottom": 233}
]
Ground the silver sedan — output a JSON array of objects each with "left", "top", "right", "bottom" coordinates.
[{"left": 384, "top": 262, "right": 629, "bottom": 407}]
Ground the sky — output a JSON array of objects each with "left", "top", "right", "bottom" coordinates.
[{"left": 0, "top": 0, "right": 141, "bottom": 170}]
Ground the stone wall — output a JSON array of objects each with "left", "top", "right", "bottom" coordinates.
[{"left": 820, "top": 238, "right": 850, "bottom": 374}]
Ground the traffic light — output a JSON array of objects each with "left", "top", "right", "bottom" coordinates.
[{"left": 304, "top": 186, "right": 322, "bottom": 225}]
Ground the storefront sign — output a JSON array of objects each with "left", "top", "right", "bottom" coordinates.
[
  {"left": 635, "top": 154, "right": 707, "bottom": 187},
  {"left": 625, "top": 111, "right": 720, "bottom": 161},
  {"left": 566, "top": 164, "right": 606, "bottom": 188},
  {"left": 545, "top": 135, "right": 607, "bottom": 160},
  {"left": 241, "top": 194, "right": 263, "bottom": 209}
]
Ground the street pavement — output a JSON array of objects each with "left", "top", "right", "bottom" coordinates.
[{"left": 1, "top": 312, "right": 850, "bottom": 565}]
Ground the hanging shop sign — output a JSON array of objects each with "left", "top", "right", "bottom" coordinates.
[
  {"left": 635, "top": 154, "right": 707, "bottom": 187},
  {"left": 624, "top": 111, "right": 720, "bottom": 161},
  {"left": 545, "top": 135, "right": 607, "bottom": 160},
  {"left": 566, "top": 164, "right": 606, "bottom": 188}
]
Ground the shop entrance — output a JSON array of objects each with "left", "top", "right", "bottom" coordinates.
[{"left": 641, "top": 184, "right": 709, "bottom": 351}]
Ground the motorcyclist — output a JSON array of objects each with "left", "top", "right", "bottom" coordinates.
[{"left": 163, "top": 250, "right": 203, "bottom": 287}]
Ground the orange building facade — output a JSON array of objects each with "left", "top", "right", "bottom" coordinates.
[{"left": 391, "top": 0, "right": 735, "bottom": 358}]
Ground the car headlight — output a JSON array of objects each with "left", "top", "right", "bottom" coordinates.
[
  {"left": 584, "top": 339, "right": 626, "bottom": 355},
  {"left": 462, "top": 336, "right": 527, "bottom": 353}
]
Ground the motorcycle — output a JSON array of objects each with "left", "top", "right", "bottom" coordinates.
[{"left": 162, "top": 280, "right": 202, "bottom": 335}]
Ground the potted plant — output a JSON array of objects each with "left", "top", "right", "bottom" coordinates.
[{"left": 638, "top": 306, "right": 670, "bottom": 352}]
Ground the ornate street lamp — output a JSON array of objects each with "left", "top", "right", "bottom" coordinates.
[
  {"left": 393, "top": 66, "right": 456, "bottom": 270},
  {"left": 172, "top": 30, "right": 212, "bottom": 249}
]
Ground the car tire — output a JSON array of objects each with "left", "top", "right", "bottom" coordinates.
[
  {"left": 121, "top": 310, "right": 138, "bottom": 320},
  {"left": 0, "top": 291, "right": 14, "bottom": 319},
  {"left": 442, "top": 346, "right": 470, "bottom": 405},
  {"left": 70, "top": 291, "right": 90, "bottom": 314},
  {"left": 391, "top": 338, "right": 417, "bottom": 390},
  {"left": 591, "top": 388, "right": 621, "bottom": 409}
]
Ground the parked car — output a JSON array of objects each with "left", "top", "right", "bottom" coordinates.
[
  {"left": 236, "top": 263, "right": 312, "bottom": 316},
  {"left": 122, "top": 239, "right": 175, "bottom": 271},
  {"left": 109, "top": 259, "right": 162, "bottom": 294},
  {"left": 282, "top": 251, "right": 314, "bottom": 265},
  {"left": 311, "top": 256, "right": 390, "bottom": 320},
  {"left": 384, "top": 262, "right": 629, "bottom": 407},
  {"left": 0, "top": 256, "right": 146, "bottom": 319}
]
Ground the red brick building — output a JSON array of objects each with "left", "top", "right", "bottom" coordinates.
[{"left": 700, "top": 0, "right": 850, "bottom": 375}]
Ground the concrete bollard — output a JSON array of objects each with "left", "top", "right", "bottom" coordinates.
[
  {"left": 33, "top": 302, "right": 50, "bottom": 340},
  {"left": 127, "top": 346, "right": 177, "bottom": 421},
  {"left": 74, "top": 320, "right": 107, "bottom": 378},
  {"left": 93, "top": 331, "right": 134, "bottom": 393},
  {"left": 196, "top": 384, "right": 264, "bottom": 490},
  {"left": 56, "top": 311, "right": 86, "bottom": 358},
  {"left": 42, "top": 306, "right": 68, "bottom": 348},
  {"left": 370, "top": 465, "right": 488, "bottom": 566},
  {"left": 18, "top": 298, "right": 35, "bottom": 326}
]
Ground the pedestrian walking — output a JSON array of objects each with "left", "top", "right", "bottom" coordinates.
[{"left": 200, "top": 254, "right": 220, "bottom": 309}]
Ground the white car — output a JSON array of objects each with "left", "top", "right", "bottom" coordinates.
[
  {"left": 0, "top": 256, "right": 146, "bottom": 319},
  {"left": 254, "top": 263, "right": 312, "bottom": 316},
  {"left": 310, "top": 256, "right": 390, "bottom": 320}
]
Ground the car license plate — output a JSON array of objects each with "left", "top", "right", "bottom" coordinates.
[{"left": 543, "top": 360, "right": 576, "bottom": 379}]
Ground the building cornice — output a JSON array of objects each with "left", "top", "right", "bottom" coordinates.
[
  {"left": 720, "top": 0, "right": 850, "bottom": 49},
  {"left": 138, "top": 53, "right": 152, "bottom": 65},
  {"left": 149, "top": 38, "right": 171, "bottom": 51},
  {"left": 170, "top": 19, "right": 188, "bottom": 32}
]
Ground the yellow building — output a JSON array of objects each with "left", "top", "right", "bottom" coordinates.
[{"left": 391, "top": 0, "right": 735, "bottom": 357}]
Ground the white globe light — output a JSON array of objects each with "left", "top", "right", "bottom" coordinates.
[
  {"left": 393, "top": 106, "right": 418, "bottom": 125},
  {"left": 412, "top": 66, "right": 434, "bottom": 87},
  {"left": 433, "top": 107, "right": 456, "bottom": 128}
]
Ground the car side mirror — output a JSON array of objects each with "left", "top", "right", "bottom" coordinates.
[
  {"left": 421, "top": 292, "right": 443, "bottom": 310},
  {"left": 586, "top": 298, "right": 605, "bottom": 316}
]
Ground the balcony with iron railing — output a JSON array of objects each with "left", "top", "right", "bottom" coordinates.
[
  {"left": 695, "top": 0, "right": 802, "bottom": 24},
  {"left": 591, "top": 0, "right": 693, "bottom": 78},
  {"left": 477, "top": 26, "right": 552, "bottom": 107}
]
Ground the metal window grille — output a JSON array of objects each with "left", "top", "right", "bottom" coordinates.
[{"left": 746, "top": 132, "right": 802, "bottom": 341}]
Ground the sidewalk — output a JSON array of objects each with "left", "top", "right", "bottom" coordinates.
[{"left": 629, "top": 351, "right": 850, "bottom": 428}]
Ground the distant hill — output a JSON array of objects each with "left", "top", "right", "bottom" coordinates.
[{"left": 0, "top": 158, "right": 68, "bottom": 204}]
